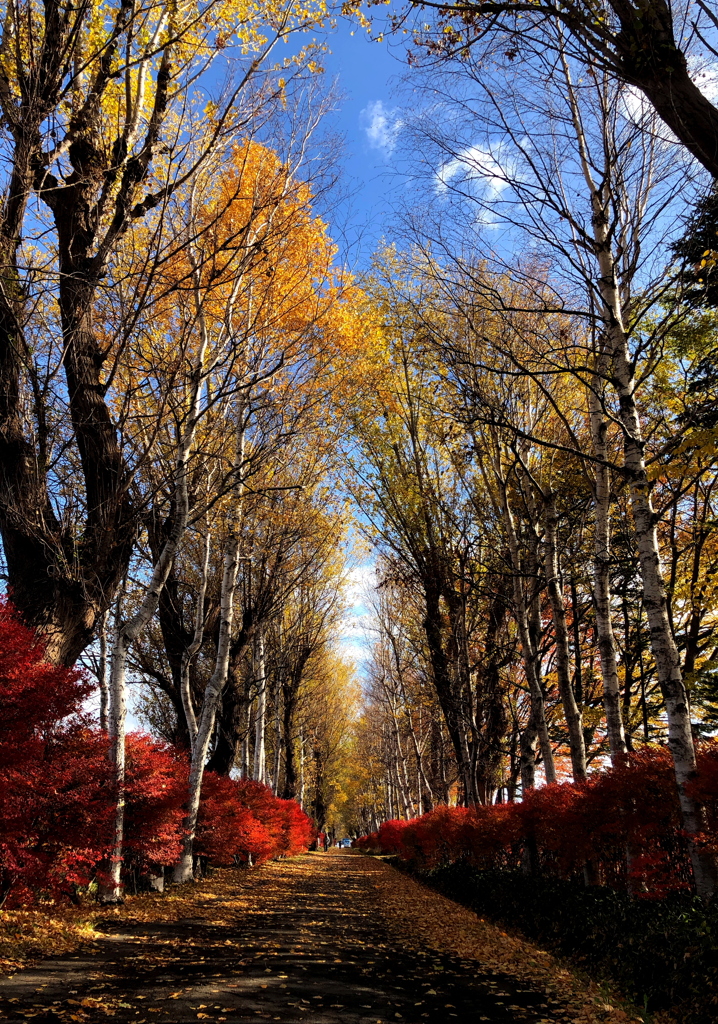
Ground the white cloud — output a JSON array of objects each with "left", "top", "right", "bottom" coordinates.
[
  {"left": 339, "top": 563, "right": 377, "bottom": 674},
  {"left": 690, "top": 56, "right": 718, "bottom": 104},
  {"left": 621, "top": 85, "right": 674, "bottom": 139},
  {"left": 339, "top": 640, "right": 371, "bottom": 668},
  {"left": 360, "top": 100, "right": 402, "bottom": 156},
  {"left": 435, "top": 143, "right": 516, "bottom": 229},
  {"left": 435, "top": 144, "right": 510, "bottom": 200},
  {"left": 343, "top": 563, "right": 377, "bottom": 609}
]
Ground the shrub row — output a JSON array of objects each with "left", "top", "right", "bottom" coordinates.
[
  {"left": 355, "top": 750, "right": 718, "bottom": 1023},
  {"left": 355, "top": 745, "right": 718, "bottom": 896},
  {"left": 0, "top": 600, "right": 313, "bottom": 907}
]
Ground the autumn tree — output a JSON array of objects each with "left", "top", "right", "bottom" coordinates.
[
  {"left": 267, "top": 536, "right": 347, "bottom": 800},
  {"left": 343, "top": 281, "right": 564, "bottom": 803},
  {"left": 0, "top": 0, "right": 330, "bottom": 664},
  {"left": 120, "top": 174, "right": 369, "bottom": 884},
  {"left": 298, "top": 650, "right": 360, "bottom": 839},
  {"left": 89, "top": 121, "right": 354, "bottom": 895},
  {"left": 382, "top": 32, "right": 718, "bottom": 892}
]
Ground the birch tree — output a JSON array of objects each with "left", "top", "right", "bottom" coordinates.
[
  {"left": 378, "top": 0, "right": 718, "bottom": 177},
  {"left": 101, "top": 126, "right": 342, "bottom": 896},
  {"left": 396, "top": 39, "right": 718, "bottom": 892}
]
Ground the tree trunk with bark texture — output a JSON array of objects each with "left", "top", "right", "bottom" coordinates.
[
  {"left": 587, "top": 369, "right": 628, "bottom": 760},
  {"left": 423, "top": 581, "right": 478, "bottom": 803},
  {"left": 253, "top": 632, "right": 267, "bottom": 785},
  {"left": 544, "top": 493, "right": 587, "bottom": 782},
  {"left": 578, "top": 82, "right": 718, "bottom": 892},
  {"left": 500, "top": 478, "right": 556, "bottom": 787},
  {"left": 173, "top": 529, "right": 242, "bottom": 884}
]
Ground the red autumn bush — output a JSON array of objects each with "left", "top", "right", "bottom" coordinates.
[
  {"left": 196, "top": 773, "right": 275, "bottom": 865},
  {"left": 274, "top": 797, "right": 315, "bottom": 856},
  {"left": 375, "top": 818, "right": 413, "bottom": 858},
  {"left": 231, "top": 779, "right": 313, "bottom": 860},
  {"left": 0, "top": 600, "right": 313, "bottom": 904},
  {"left": 123, "top": 733, "right": 188, "bottom": 871},
  {"left": 235, "top": 779, "right": 287, "bottom": 856},
  {"left": 357, "top": 745, "right": 717, "bottom": 898},
  {"left": 400, "top": 806, "right": 472, "bottom": 870},
  {"left": 195, "top": 776, "right": 313, "bottom": 866},
  {"left": 464, "top": 801, "right": 524, "bottom": 869},
  {"left": 353, "top": 831, "right": 380, "bottom": 852},
  {"left": 0, "top": 600, "right": 114, "bottom": 906}
]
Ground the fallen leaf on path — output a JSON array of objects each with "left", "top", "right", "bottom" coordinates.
[{"left": 364, "top": 857, "right": 676, "bottom": 1024}]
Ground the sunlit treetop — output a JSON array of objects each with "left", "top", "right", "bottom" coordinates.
[{"left": 0, "top": 0, "right": 332, "bottom": 264}]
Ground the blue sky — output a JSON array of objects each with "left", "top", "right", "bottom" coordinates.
[
  {"left": 313, "top": 18, "right": 408, "bottom": 268},
  {"left": 309, "top": 22, "right": 404, "bottom": 676}
]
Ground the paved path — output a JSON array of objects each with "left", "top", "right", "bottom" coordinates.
[{"left": 0, "top": 853, "right": 560, "bottom": 1024}]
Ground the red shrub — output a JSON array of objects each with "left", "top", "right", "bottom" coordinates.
[
  {"left": 274, "top": 798, "right": 314, "bottom": 856},
  {"left": 0, "top": 599, "right": 314, "bottom": 904},
  {"left": 356, "top": 746, "right": 707, "bottom": 897},
  {"left": 352, "top": 832, "right": 379, "bottom": 852},
  {"left": 195, "top": 776, "right": 311, "bottom": 866},
  {"left": 376, "top": 819, "right": 412, "bottom": 858},
  {"left": 464, "top": 801, "right": 524, "bottom": 869},
  {"left": 123, "top": 734, "right": 188, "bottom": 871},
  {"left": 234, "top": 779, "right": 286, "bottom": 857},
  {"left": 0, "top": 600, "right": 114, "bottom": 905},
  {"left": 401, "top": 807, "right": 472, "bottom": 870},
  {"left": 195, "top": 774, "right": 270, "bottom": 865}
]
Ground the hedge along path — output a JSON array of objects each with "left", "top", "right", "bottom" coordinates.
[{"left": 0, "top": 851, "right": 658, "bottom": 1024}]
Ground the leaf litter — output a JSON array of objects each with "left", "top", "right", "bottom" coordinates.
[
  {"left": 364, "top": 856, "right": 674, "bottom": 1024},
  {"left": 0, "top": 851, "right": 674, "bottom": 1023}
]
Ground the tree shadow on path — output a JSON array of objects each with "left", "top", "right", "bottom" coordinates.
[{"left": 0, "top": 852, "right": 562, "bottom": 1024}]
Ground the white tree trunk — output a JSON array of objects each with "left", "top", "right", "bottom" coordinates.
[
  {"left": 272, "top": 683, "right": 282, "bottom": 793},
  {"left": 173, "top": 403, "right": 247, "bottom": 884},
  {"left": 405, "top": 706, "right": 432, "bottom": 814},
  {"left": 103, "top": 501, "right": 191, "bottom": 901},
  {"left": 181, "top": 529, "right": 212, "bottom": 755},
  {"left": 611, "top": 330, "right": 717, "bottom": 896},
  {"left": 98, "top": 609, "right": 110, "bottom": 732},
  {"left": 587, "top": 373, "right": 628, "bottom": 760},
  {"left": 562, "top": 51, "right": 717, "bottom": 896},
  {"left": 476, "top": 440, "right": 555, "bottom": 789},
  {"left": 544, "top": 493, "right": 587, "bottom": 782},
  {"left": 173, "top": 528, "right": 242, "bottom": 883},
  {"left": 103, "top": 497, "right": 192, "bottom": 900},
  {"left": 241, "top": 729, "right": 250, "bottom": 779},
  {"left": 104, "top": 629, "right": 129, "bottom": 902},
  {"left": 253, "top": 632, "right": 267, "bottom": 785},
  {"left": 390, "top": 705, "right": 415, "bottom": 818}
]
